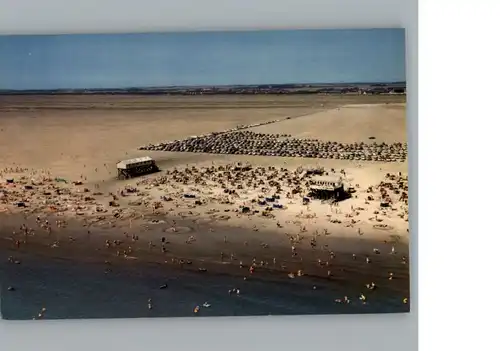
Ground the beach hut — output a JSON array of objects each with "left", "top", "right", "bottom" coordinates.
[
  {"left": 116, "top": 156, "right": 159, "bottom": 179},
  {"left": 308, "top": 175, "right": 348, "bottom": 201}
]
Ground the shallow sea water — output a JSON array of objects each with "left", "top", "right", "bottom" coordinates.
[{"left": 0, "top": 249, "right": 408, "bottom": 320}]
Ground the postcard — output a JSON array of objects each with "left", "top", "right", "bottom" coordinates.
[{"left": 0, "top": 29, "right": 408, "bottom": 320}]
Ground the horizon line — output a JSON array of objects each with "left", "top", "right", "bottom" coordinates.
[
  {"left": 1, "top": 28, "right": 404, "bottom": 38},
  {"left": 0, "top": 81, "right": 407, "bottom": 92}
]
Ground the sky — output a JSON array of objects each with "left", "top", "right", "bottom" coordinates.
[{"left": 0, "top": 29, "right": 406, "bottom": 90}]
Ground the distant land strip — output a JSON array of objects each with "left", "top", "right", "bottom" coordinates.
[{"left": 0, "top": 82, "right": 406, "bottom": 96}]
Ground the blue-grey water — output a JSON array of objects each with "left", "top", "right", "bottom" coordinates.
[
  {"left": 0, "top": 250, "right": 408, "bottom": 320},
  {"left": 0, "top": 29, "right": 406, "bottom": 90}
]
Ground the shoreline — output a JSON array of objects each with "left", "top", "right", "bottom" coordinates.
[
  {"left": 1, "top": 219, "right": 410, "bottom": 320},
  {"left": 0, "top": 210, "right": 410, "bottom": 297}
]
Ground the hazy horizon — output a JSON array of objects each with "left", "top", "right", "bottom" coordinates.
[
  {"left": 0, "top": 80, "right": 407, "bottom": 92},
  {"left": 0, "top": 29, "right": 406, "bottom": 90}
]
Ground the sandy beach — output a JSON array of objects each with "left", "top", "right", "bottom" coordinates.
[{"left": 0, "top": 94, "right": 410, "bottom": 318}]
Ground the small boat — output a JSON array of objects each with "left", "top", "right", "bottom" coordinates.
[{"left": 202, "top": 302, "right": 211, "bottom": 308}]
